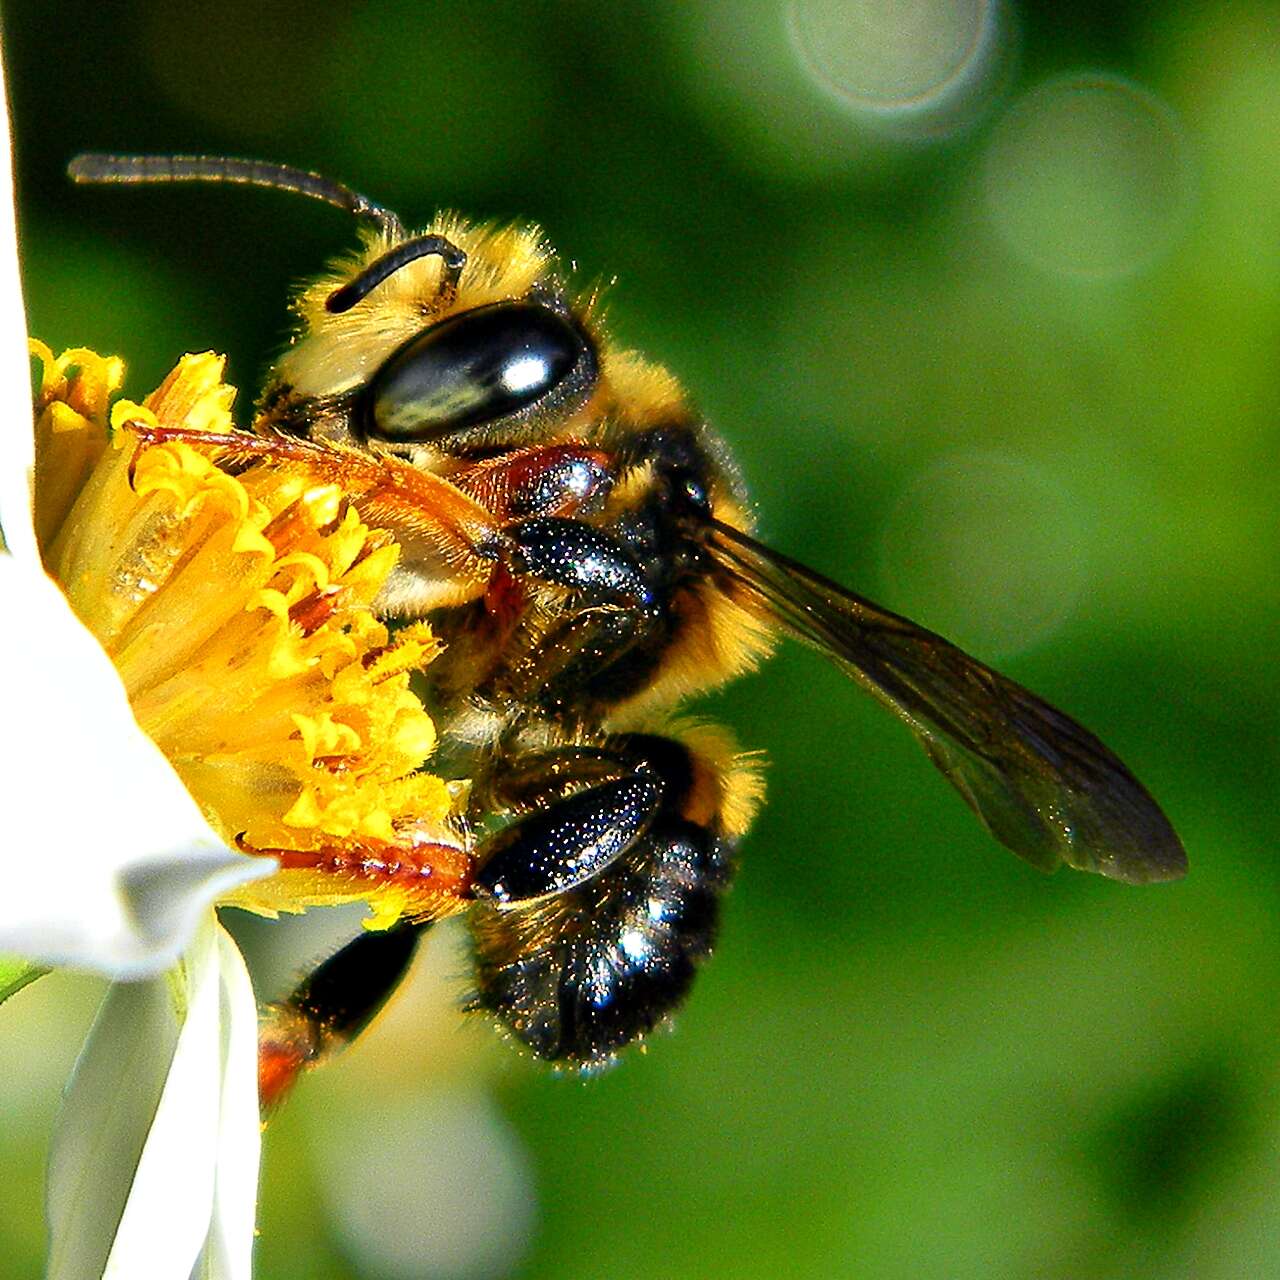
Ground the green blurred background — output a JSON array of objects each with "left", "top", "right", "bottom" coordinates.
[{"left": 5, "top": 1, "right": 1280, "bottom": 1277}]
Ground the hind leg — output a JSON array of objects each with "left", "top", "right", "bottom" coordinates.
[
  {"left": 258, "top": 920, "right": 428, "bottom": 1107},
  {"left": 466, "top": 725, "right": 763, "bottom": 1066}
]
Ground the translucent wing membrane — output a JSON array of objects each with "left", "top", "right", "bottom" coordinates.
[{"left": 709, "top": 522, "right": 1186, "bottom": 884}]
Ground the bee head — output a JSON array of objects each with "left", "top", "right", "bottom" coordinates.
[
  {"left": 66, "top": 152, "right": 608, "bottom": 463},
  {"left": 263, "top": 216, "right": 610, "bottom": 459}
]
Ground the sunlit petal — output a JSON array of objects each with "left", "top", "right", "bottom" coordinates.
[
  {"left": 193, "top": 927, "right": 262, "bottom": 1280},
  {"left": 45, "top": 970, "right": 181, "bottom": 1278},
  {"left": 0, "top": 48, "right": 34, "bottom": 562},
  {"left": 0, "top": 558, "right": 273, "bottom": 977},
  {"left": 46, "top": 921, "right": 254, "bottom": 1280},
  {"left": 98, "top": 919, "right": 225, "bottom": 1279}
]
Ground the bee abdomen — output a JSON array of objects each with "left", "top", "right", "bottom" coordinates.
[{"left": 468, "top": 815, "right": 735, "bottom": 1066}]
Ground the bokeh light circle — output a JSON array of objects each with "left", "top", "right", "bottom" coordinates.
[
  {"left": 983, "top": 73, "right": 1193, "bottom": 279},
  {"left": 788, "top": 0, "right": 1002, "bottom": 125},
  {"left": 312, "top": 1088, "right": 535, "bottom": 1280},
  {"left": 877, "top": 451, "right": 1089, "bottom": 658}
]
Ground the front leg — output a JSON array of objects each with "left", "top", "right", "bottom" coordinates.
[{"left": 481, "top": 516, "right": 670, "bottom": 715}]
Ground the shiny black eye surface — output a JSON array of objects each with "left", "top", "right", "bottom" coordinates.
[{"left": 363, "top": 301, "right": 597, "bottom": 448}]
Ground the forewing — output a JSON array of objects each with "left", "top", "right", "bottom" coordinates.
[{"left": 710, "top": 523, "right": 1186, "bottom": 883}]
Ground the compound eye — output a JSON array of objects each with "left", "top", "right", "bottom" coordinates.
[{"left": 363, "top": 301, "right": 597, "bottom": 448}]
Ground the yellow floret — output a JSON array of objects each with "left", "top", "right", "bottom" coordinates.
[{"left": 32, "top": 342, "right": 467, "bottom": 927}]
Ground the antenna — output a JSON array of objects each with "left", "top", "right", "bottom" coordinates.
[
  {"left": 325, "top": 234, "right": 467, "bottom": 313},
  {"left": 67, "top": 153, "right": 406, "bottom": 238}
]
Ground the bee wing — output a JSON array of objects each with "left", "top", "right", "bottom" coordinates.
[{"left": 709, "top": 522, "right": 1186, "bottom": 884}]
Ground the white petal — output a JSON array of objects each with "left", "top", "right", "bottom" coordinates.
[
  {"left": 192, "top": 928, "right": 263, "bottom": 1280},
  {"left": 0, "top": 46, "right": 36, "bottom": 563},
  {"left": 100, "top": 919, "right": 224, "bottom": 1279},
  {"left": 0, "top": 559, "right": 274, "bottom": 977},
  {"left": 45, "top": 967, "right": 182, "bottom": 1280},
  {"left": 46, "top": 921, "right": 259, "bottom": 1280}
]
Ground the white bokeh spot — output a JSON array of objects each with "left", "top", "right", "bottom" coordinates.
[
  {"left": 310, "top": 1086, "right": 536, "bottom": 1280},
  {"left": 877, "top": 450, "right": 1090, "bottom": 658},
  {"left": 788, "top": 0, "right": 1006, "bottom": 134},
  {"left": 983, "top": 72, "right": 1194, "bottom": 279}
]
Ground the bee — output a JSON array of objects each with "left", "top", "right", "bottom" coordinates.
[{"left": 69, "top": 155, "right": 1186, "bottom": 1087}]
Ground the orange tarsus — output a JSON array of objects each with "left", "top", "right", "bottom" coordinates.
[
  {"left": 241, "top": 832, "right": 472, "bottom": 1108},
  {"left": 241, "top": 834, "right": 475, "bottom": 905},
  {"left": 258, "top": 1032, "right": 314, "bottom": 1112}
]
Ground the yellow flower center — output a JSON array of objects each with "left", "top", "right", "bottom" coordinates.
[{"left": 31, "top": 342, "right": 471, "bottom": 929}]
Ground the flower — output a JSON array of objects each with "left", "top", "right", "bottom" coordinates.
[
  {"left": 0, "top": 120, "right": 267, "bottom": 1280},
  {"left": 6, "top": 352, "right": 469, "bottom": 1276},
  {"left": 0, "top": 69, "right": 464, "bottom": 1280},
  {"left": 32, "top": 344, "right": 465, "bottom": 928}
]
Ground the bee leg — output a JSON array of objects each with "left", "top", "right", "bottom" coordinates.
[
  {"left": 120, "top": 419, "right": 503, "bottom": 605},
  {"left": 452, "top": 444, "right": 614, "bottom": 521},
  {"left": 471, "top": 772, "right": 664, "bottom": 904},
  {"left": 503, "top": 515, "right": 654, "bottom": 607},
  {"left": 468, "top": 729, "right": 763, "bottom": 1065},
  {"left": 258, "top": 919, "right": 427, "bottom": 1108},
  {"left": 487, "top": 516, "right": 669, "bottom": 711}
]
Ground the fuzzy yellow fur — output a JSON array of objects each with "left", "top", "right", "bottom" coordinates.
[
  {"left": 270, "top": 218, "right": 775, "bottom": 708},
  {"left": 277, "top": 218, "right": 559, "bottom": 399}
]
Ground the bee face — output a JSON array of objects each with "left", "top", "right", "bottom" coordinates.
[
  {"left": 266, "top": 219, "right": 587, "bottom": 450},
  {"left": 256, "top": 211, "right": 766, "bottom": 682},
  {"left": 70, "top": 155, "right": 1187, "bottom": 1081}
]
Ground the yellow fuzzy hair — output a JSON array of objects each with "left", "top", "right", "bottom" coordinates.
[{"left": 275, "top": 217, "right": 559, "bottom": 400}]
